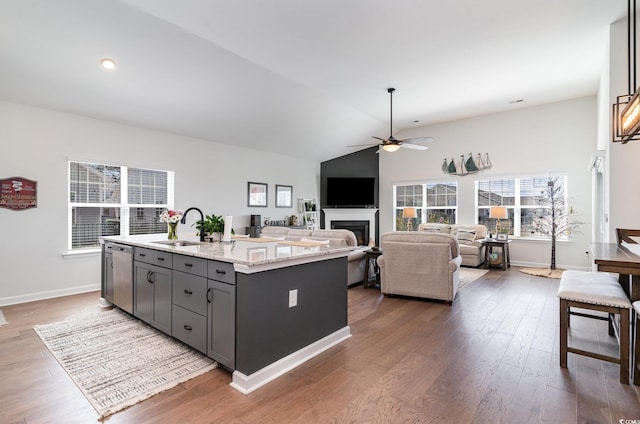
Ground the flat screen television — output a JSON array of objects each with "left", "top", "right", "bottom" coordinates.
[{"left": 326, "top": 177, "right": 376, "bottom": 207}]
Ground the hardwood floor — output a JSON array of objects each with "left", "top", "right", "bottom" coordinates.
[{"left": 2, "top": 268, "right": 640, "bottom": 423}]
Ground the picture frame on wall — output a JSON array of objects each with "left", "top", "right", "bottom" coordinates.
[
  {"left": 275, "top": 184, "right": 293, "bottom": 208},
  {"left": 248, "top": 182, "right": 268, "bottom": 207}
]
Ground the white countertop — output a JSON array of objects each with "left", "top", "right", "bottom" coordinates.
[{"left": 101, "top": 234, "right": 354, "bottom": 273}]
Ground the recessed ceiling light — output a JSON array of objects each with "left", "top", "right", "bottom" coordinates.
[
  {"left": 412, "top": 120, "right": 420, "bottom": 123},
  {"left": 100, "top": 58, "right": 117, "bottom": 71},
  {"left": 509, "top": 99, "right": 524, "bottom": 104}
]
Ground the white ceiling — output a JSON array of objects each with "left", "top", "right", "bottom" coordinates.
[{"left": 0, "top": 0, "right": 627, "bottom": 161}]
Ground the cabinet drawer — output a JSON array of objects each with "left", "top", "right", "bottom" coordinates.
[
  {"left": 135, "top": 247, "right": 173, "bottom": 268},
  {"left": 172, "top": 271, "right": 207, "bottom": 316},
  {"left": 173, "top": 255, "right": 207, "bottom": 277},
  {"left": 207, "top": 260, "right": 235, "bottom": 285},
  {"left": 171, "top": 305, "right": 207, "bottom": 354}
]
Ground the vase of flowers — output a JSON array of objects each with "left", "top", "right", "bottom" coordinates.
[{"left": 160, "top": 209, "right": 183, "bottom": 240}]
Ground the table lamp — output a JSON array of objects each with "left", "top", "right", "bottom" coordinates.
[
  {"left": 489, "top": 206, "right": 508, "bottom": 236},
  {"left": 403, "top": 207, "right": 417, "bottom": 231}
]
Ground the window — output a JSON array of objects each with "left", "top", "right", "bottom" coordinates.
[
  {"left": 394, "top": 182, "right": 457, "bottom": 230},
  {"left": 68, "top": 161, "right": 174, "bottom": 250},
  {"left": 476, "top": 175, "right": 568, "bottom": 239}
]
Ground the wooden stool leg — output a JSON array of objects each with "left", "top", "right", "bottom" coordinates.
[
  {"left": 560, "top": 298, "right": 568, "bottom": 368},
  {"left": 620, "top": 307, "right": 630, "bottom": 384}
]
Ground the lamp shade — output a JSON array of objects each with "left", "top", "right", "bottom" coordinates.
[
  {"left": 489, "top": 206, "right": 508, "bottom": 219},
  {"left": 403, "top": 207, "right": 417, "bottom": 219}
]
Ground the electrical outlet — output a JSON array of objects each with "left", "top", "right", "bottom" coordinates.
[{"left": 289, "top": 289, "right": 298, "bottom": 308}]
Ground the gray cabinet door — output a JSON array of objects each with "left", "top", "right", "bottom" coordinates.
[
  {"left": 207, "top": 279, "right": 235, "bottom": 369},
  {"left": 134, "top": 261, "right": 172, "bottom": 335}
]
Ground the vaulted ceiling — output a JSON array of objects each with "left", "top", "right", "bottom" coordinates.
[{"left": 0, "top": 0, "right": 627, "bottom": 161}]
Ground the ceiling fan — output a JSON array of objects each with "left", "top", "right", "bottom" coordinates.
[{"left": 349, "top": 88, "right": 434, "bottom": 153}]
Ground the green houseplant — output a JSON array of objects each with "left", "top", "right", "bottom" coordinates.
[{"left": 195, "top": 214, "right": 225, "bottom": 239}]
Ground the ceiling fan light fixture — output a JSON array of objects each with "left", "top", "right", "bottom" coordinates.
[{"left": 382, "top": 144, "right": 401, "bottom": 152}]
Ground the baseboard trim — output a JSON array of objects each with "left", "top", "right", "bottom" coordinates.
[
  {"left": 230, "top": 326, "right": 351, "bottom": 394},
  {"left": 0, "top": 284, "right": 100, "bottom": 307}
]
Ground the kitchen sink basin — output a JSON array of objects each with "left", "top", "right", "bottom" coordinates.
[{"left": 151, "top": 240, "right": 208, "bottom": 247}]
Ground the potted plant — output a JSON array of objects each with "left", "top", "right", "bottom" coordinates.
[{"left": 195, "top": 214, "right": 225, "bottom": 241}]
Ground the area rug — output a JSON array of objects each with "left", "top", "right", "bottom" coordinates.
[
  {"left": 458, "top": 268, "right": 490, "bottom": 289},
  {"left": 519, "top": 267, "right": 565, "bottom": 279},
  {"left": 0, "top": 309, "right": 7, "bottom": 326},
  {"left": 34, "top": 308, "right": 218, "bottom": 418}
]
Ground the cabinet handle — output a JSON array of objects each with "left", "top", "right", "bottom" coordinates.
[
  {"left": 184, "top": 289, "right": 193, "bottom": 295},
  {"left": 184, "top": 263, "right": 193, "bottom": 267},
  {"left": 157, "top": 257, "right": 164, "bottom": 262},
  {"left": 146, "top": 271, "right": 155, "bottom": 284},
  {"left": 184, "top": 325, "right": 192, "bottom": 331},
  {"left": 207, "top": 287, "right": 212, "bottom": 303},
  {"left": 139, "top": 253, "right": 146, "bottom": 257},
  {"left": 215, "top": 269, "right": 226, "bottom": 275}
]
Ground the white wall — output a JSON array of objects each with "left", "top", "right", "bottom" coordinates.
[
  {"left": 379, "top": 96, "right": 596, "bottom": 270},
  {"left": 0, "top": 101, "right": 320, "bottom": 306}
]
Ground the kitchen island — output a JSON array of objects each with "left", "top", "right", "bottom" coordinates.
[{"left": 101, "top": 234, "right": 352, "bottom": 394}]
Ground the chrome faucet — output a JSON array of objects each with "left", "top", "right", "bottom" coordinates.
[{"left": 181, "top": 207, "right": 206, "bottom": 242}]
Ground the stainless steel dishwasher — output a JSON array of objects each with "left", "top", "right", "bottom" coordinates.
[{"left": 111, "top": 243, "right": 133, "bottom": 314}]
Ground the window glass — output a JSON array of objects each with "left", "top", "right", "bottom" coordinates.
[
  {"left": 477, "top": 175, "right": 568, "bottom": 239},
  {"left": 394, "top": 182, "right": 457, "bottom": 230},
  {"left": 69, "top": 161, "right": 173, "bottom": 250}
]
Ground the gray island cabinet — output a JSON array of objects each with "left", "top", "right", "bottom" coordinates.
[{"left": 100, "top": 234, "right": 352, "bottom": 394}]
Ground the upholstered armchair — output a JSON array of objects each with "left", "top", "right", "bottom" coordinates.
[{"left": 377, "top": 231, "right": 462, "bottom": 303}]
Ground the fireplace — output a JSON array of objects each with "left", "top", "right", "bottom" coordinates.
[
  {"left": 331, "top": 220, "right": 369, "bottom": 246},
  {"left": 323, "top": 208, "right": 378, "bottom": 246}
]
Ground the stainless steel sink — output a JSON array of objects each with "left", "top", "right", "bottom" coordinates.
[{"left": 151, "top": 240, "right": 208, "bottom": 247}]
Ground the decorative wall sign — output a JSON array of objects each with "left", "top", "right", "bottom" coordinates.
[
  {"left": 442, "top": 153, "right": 492, "bottom": 176},
  {"left": 0, "top": 177, "right": 37, "bottom": 210}
]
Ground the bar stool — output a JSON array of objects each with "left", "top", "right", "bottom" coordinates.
[
  {"left": 618, "top": 229, "right": 640, "bottom": 384},
  {"left": 558, "top": 270, "right": 631, "bottom": 384}
]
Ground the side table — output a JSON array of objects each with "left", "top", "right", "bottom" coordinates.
[
  {"left": 363, "top": 249, "right": 382, "bottom": 288},
  {"left": 484, "top": 239, "right": 511, "bottom": 270}
]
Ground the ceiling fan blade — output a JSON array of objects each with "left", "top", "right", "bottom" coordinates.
[
  {"left": 346, "top": 143, "right": 379, "bottom": 147},
  {"left": 401, "top": 137, "right": 435, "bottom": 144},
  {"left": 400, "top": 143, "right": 428, "bottom": 150},
  {"left": 371, "top": 136, "right": 387, "bottom": 142}
]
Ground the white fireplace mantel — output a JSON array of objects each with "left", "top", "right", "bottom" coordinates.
[{"left": 323, "top": 208, "right": 378, "bottom": 243}]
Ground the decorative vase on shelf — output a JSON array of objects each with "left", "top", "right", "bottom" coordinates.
[{"left": 168, "top": 222, "right": 178, "bottom": 240}]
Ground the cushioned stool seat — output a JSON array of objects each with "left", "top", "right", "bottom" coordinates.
[{"left": 558, "top": 270, "right": 631, "bottom": 384}]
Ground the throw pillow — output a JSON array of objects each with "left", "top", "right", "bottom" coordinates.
[
  {"left": 300, "top": 237, "right": 330, "bottom": 245},
  {"left": 456, "top": 229, "right": 476, "bottom": 245}
]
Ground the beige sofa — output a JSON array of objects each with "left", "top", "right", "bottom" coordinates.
[
  {"left": 259, "top": 226, "right": 366, "bottom": 286},
  {"left": 377, "top": 231, "right": 462, "bottom": 303},
  {"left": 418, "top": 223, "right": 487, "bottom": 267}
]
